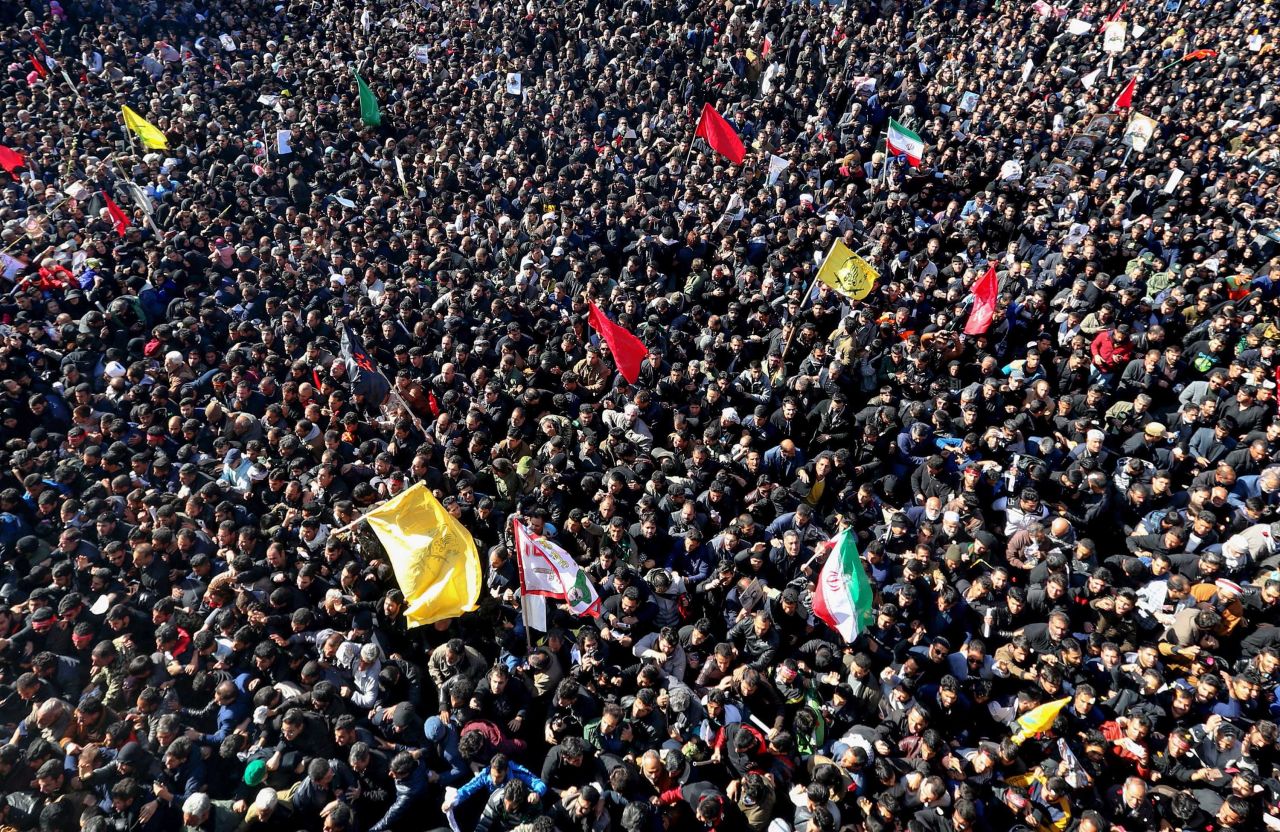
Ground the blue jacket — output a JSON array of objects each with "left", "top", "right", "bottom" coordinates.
[
  {"left": 199, "top": 674, "right": 252, "bottom": 744},
  {"left": 667, "top": 542, "right": 714, "bottom": 585},
  {"left": 455, "top": 762, "right": 547, "bottom": 806}
]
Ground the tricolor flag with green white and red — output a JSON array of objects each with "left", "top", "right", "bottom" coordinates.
[
  {"left": 886, "top": 119, "right": 924, "bottom": 167},
  {"left": 812, "top": 528, "right": 875, "bottom": 644}
]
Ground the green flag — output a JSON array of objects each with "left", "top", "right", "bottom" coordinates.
[{"left": 353, "top": 69, "right": 381, "bottom": 127}]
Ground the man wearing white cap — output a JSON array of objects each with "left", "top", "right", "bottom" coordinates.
[
  {"left": 1187, "top": 578, "right": 1246, "bottom": 638},
  {"left": 337, "top": 642, "right": 383, "bottom": 710}
]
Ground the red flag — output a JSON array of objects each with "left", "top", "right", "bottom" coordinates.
[
  {"left": 31, "top": 30, "right": 50, "bottom": 58},
  {"left": 29, "top": 53, "right": 47, "bottom": 79},
  {"left": 1098, "top": 0, "right": 1126, "bottom": 31},
  {"left": 587, "top": 302, "right": 647, "bottom": 384},
  {"left": 1111, "top": 76, "right": 1136, "bottom": 110},
  {"left": 0, "top": 146, "right": 25, "bottom": 181},
  {"left": 102, "top": 191, "right": 131, "bottom": 237},
  {"left": 761, "top": 35, "right": 772, "bottom": 58},
  {"left": 964, "top": 264, "right": 999, "bottom": 336},
  {"left": 1182, "top": 48, "right": 1218, "bottom": 62},
  {"left": 694, "top": 103, "right": 746, "bottom": 165}
]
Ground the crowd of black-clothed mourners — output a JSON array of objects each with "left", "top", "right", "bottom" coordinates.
[{"left": 1, "top": 0, "right": 1280, "bottom": 831}]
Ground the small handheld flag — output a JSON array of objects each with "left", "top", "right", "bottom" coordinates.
[
  {"left": 816, "top": 240, "right": 879, "bottom": 300},
  {"left": 693, "top": 104, "right": 746, "bottom": 165},
  {"left": 101, "top": 191, "right": 131, "bottom": 237},
  {"left": 1111, "top": 76, "right": 1137, "bottom": 110},
  {"left": 353, "top": 69, "right": 382, "bottom": 127},
  {"left": 812, "top": 529, "right": 875, "bottom": 643},
  {"left": 587, "top": 302, "right": 647, "bottom": 384},
  {"left": 964, "top": 264, "right": 999, "bottom": 335},
  {"left": 886, "top": 119, "right": 924, "bottom": 167},
  {"left": 0, "top": 146, "right": 26, "bottom": 181}
]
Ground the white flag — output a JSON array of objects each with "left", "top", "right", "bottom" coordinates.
[
  {"left": 767, "top": 154, "right": 791, "bottom": 185},
  {"left": 276, "top": 129, "right": 293, "bottom": 155},
  {"left": 522, "top": 593, "right": 547, "bottom": 632},
  {"left": 505, "top": 73, "right": 522, "bottom": 96},
  {"left": 513, "top": 518, "right": 601, "bottom": 618},
  {"left": 395, "top": 156, "right": 406, "bottom": 186},
  {"left": 1081, "top": 68, "right": 1103, "bottom": 89},
  {"left": 1163, "top": 167, "right": 1185, "bottom": 193},
  {"left": 64, "top": 181, "right": 92, "bottom": 201},
  {"left": 1065, "top": 18, "right": 1093, "bottom": 34},
  {"left": 126, "top": 182, "right": 153, "bottom": 216}
]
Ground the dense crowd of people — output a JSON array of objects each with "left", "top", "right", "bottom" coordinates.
[{"left": 1, "top": 0, "right": 1280, "bottom": 830}]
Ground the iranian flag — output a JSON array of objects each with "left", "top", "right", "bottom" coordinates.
[
  {"left": 812, "top": 528, "right": 875, "bottom": 643},
  {"left": 886, "top": 119, "right": 924, "bottom": 167},
  {"left": 513, "top": 518, "right": 602, "bottom": 618}
]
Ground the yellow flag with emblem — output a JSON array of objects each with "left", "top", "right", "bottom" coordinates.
[
  {"left": 816, "top": 240, "right": 878, "bottom": 300},
  {"left": 1012, "top": 696, "right": 1070, "bottom": 744},
  {"left": 121, "top": 106, "right": 169, "bottom": 150},
  {"left": 362, "top": 482, "right": 482, "bottom": 627}
]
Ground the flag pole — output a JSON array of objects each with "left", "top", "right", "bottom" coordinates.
[
  {"left": 110, "top": 158, "right": 159, "bottom": 235},
  {"left": 781, "top": 251, "right": 828, "bottom": 358},
  {"left": 329, "top": 511, "right": 370, "bottom": 538},
  {"left": 514, "top": 516, "right": 535, "bottom": 652},
  {"left": 120, "top": 112, "right": 138, "bottom": 156}
]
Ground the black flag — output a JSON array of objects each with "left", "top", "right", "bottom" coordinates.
[{"left": 340, "top": 324, "right": 391, "bottom": 405}]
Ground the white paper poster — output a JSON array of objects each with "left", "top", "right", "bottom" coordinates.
[
  {"left": 1103, "top": 21, "right": 1127, "bottom": 53},
  {"left": 999, "top": 159, "right": 1024, "bottom": 181},
  {"left": 767, "top": 154, "right": 791, "bottom": 185}
]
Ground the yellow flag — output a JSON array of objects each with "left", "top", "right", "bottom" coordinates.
[
  {"left": 121, "top": 106, "right": 169, "bottom": 150},
  {"left": 1013, "top": 696, "right": 1070, "bottom": 743},
  {"left": 363, "top": 482, "right": 482, "bottom": 627},
  {"left": 816, "top": 240, "right": 878, "bottom": 300}
]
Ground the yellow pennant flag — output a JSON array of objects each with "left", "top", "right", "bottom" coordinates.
[
  {"left": 1012, "top": 696, "right": 1070, "bottom": 743},
  {"left": 362, "top": 482, "right": 482, "bottom": 627},
  {"left": 121, "top": 106, "right": 169, "bottom": 150},
  {"left": 816, "top": 240, "right": 878, "bottom": 300}
]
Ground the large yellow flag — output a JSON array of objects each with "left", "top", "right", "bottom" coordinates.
[
  {"left": 362, "top": 482, "right": 481, "bottom": 627},
  {"left": 121, "top": 106, "right": 169, "bottom": 150},
  {"left": 816, "top": 240, "right": 879, "bottom": 300},
  {"left": 1012, "top": 696, "right": 1070, "bottom": 743}
]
